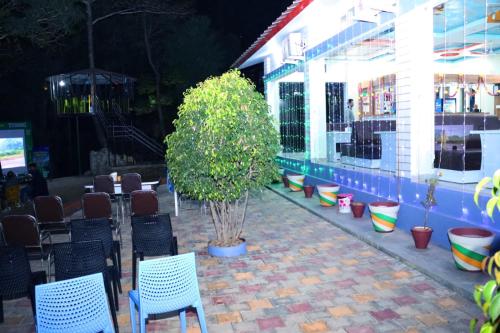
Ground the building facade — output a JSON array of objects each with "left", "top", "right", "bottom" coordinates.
[{"left": 235, "top": 0, "right": 500, "bottom": 249}]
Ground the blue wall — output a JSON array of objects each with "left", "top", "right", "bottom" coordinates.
[{"left": 278, "top": 156, "right": 500, "bottom": 251}]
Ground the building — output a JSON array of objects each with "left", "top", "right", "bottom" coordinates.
[{"left": 235, "top": 0, "right": 500, "bottom": 249}]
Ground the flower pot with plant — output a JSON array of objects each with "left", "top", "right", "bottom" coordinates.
[
  {"left": 303, "top": 185, "right": 314, "bottom": 198},
  {"left": 469, "top": 170, "right": 500, "bottom": 332},
  {"left": 448, "top": 170, "right": 499, "bottom": 272},
  {"left": 166, "top": 70, "right": 279, "bottom": 257},
  {"left": 368, "top": 201, "right": 400, "bottom": 232},
  {"left": 287, "top": 174, "right": 305, "bottom": 192},
  {"left": 411, "top": 177, "right": 438, "bottom": 249},
  {"left": 317, "top": 184, "right": 340, "bottom": 207}
]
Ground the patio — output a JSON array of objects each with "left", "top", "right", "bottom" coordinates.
[{"left": 3, "top": 185, "right": 478, "bottom": 332}]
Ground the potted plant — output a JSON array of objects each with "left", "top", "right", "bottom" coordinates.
[
  {"left": 303, "top": 184, "right": 314, "bottom": 198},
  {"left": 350, "top": 202, "right": 366, "bottom": 218},
  {"left": 411, "top": 177, "right": 438, "bottom": 249},
  {"left": 166, "top": 70, "right": 279, "bottom": 257},
  {"left": 470, "top": 251, "right": 500, "bottom": 332},
  {"left": 469, "top": 170, "right": 500, "bottom": 331},
  {"left": 287, "top": 174, "right": 305, "bottom": 192},
  {"left": 448, "top": 170, "right": 498, "bottom": 271},
  {"left": 368, "top": 201, "right": 400, "bottom": 232},
  {"left": 317, "top": 184, "right": 340, "bottom": 207}
]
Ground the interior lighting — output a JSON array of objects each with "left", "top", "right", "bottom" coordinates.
[{"left": 58, "top": 80, "right": 66, "bottom": 87}]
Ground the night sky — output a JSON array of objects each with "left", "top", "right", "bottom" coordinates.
[
  {"left": 0, "top": 0, "right": 293, "bottom": 176},
  {"left": 197, "top": 0, "right": 291, "bottom": 58}
]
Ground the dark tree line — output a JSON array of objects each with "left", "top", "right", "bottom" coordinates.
[{"left": 0, "top": 0, "right": 241, "bottom": 141}]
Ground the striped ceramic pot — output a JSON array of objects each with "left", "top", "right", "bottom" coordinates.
[
  {"left": 369, "top": 202, "right": 400, "bottom": 232},
  {"left": 287, "top": 174, "right": 305, "bottom": 192},
  {"left": 448, "top": 227, "right": 494, "bottom": 272},
  {"left": 317, "top": 184, "right": 340, "bottom": 207}
]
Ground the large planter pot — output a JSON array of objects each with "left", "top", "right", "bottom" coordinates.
[
  {"left": 411, "top": 226, "right": 433, "bottom": 249},
  {"left": 369, "top": 202, "right": 400, "bottom": 233},
  {"left": 303, "top": 185, "right": 314, "bottom": 198},
  {"left": 208, "top": 239, "right": 247, "bottom": 257},
  {"left": 287, "top": 174, "right": 305, "bottom": 192},
  {"left": 351, "top": 202, "right": 366, "bottom": 218},
  {"left": 448, "top": 227, "right": 494, "bottom": 271},
  {"left": 338, "top": 193, "right": 353, "bottom": 214},
  {"left": 317, "top": 184, "right": 340, "bottom": 207}
]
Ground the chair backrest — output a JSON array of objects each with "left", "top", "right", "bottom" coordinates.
[
  {"left": 138, "top": 253, "right": 201, "bottom": 314},
  {"left": 35, "top": 273, "right": 114, "bottom": 333},
  {"left": 53, "top": 241, "right": 107, "bottom": 281},
  {"left": 121, "top": 173, "right": 142, "bottom": 194},
  {"left": 93, "top": 175, "right": 115, "bottom": 195},
  {"left": 33, "top": 196, "right": 64, "bottom": 223},
  {"left": 0, "top": 246, "right": 32, "bottom": 298},
  {"left": 82, "top": 192, "right": 112, "bottom": 219},
  {"left": 131, "top": 190, "right": 159, "bottom": 216},
  {"left": 131, "top": 214, "right": 174, "bottom": 257},
  {"left": 2, "top": 215, "right": 40, "bottom": 247},
  {"left": 71, "top": 218, "right": 113, "bottom": 258}
]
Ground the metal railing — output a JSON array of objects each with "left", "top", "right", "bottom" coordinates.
[{"left": 93, "top": 99, "right": 164, "bottom": 161}]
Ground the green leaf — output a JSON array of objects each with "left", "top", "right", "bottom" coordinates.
[
  {"left": 483, "top": 280, "right": 497, "bottom": 303},
  {"left": 475, "top": 177, "right": 492, "bottom": 206},
  {"left": 476, "top": 285, "right": 485, "bottom": 308},
  {"left": 480, "top": 322, "right": 494, "bottom": 333},
  {"left": 489, "top": 293, "right": 500, "bottom": 322},
  {"left": 486, "top": 197, "right": 499, "bottom": 219},
  {"left": 470, "top": 318, "right": 478, "bottom": 333}
]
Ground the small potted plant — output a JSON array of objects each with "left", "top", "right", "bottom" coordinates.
[
  {"left": 470, "top": 252, "right": 500, "bottom": 332},
  {"left": 411, "top": 177, "right": 438, "bottom": 249},
  {"left": 368, "top": 201, "right": 400, "bottom": 232},
  {"left": 287, "top": 174, "right": 305, "bottom": 192},
  {"left": 303, "top": 184, "right": 314, "bottom": 198},
  {"left": 448, "top": 169, "right": 498, "bottom": 271},
  {"left": 317, "top": 184, "right": 340, "bottom": 207},
  {"left": 469, "top": 170, "right": 500, "bottom": 331}
]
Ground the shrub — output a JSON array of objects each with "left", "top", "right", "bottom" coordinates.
[{"left": 166, "top": 70, "right": 279, "bottom": 246}]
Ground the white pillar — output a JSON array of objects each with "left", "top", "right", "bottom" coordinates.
[
  {"left": 305, "top": 58, "right": 327, "bottom": 161},
  {"left": 395, "top": 4, "right": 435, "bottom": 179},
  {"left": 265, "top": 80, "right": 281, "bottom": 133}
]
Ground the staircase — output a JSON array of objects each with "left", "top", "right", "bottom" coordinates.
[{"left": 94, "top": 100, "right": 164, "bottom": 164}]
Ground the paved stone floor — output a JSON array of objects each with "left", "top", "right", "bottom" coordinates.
[{"left": 2, "top": 187, "right": 479, "bottom": 332}]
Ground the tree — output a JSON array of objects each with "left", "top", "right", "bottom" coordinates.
[
  {"left": 166, "top": 70, "right": 280, "bottom": 247},
  {"left": 80, "top": 0, "right": 190, "bottom": 135}
]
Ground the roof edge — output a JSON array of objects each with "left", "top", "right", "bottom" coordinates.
[{"left": 231, "top": 0, "right": 315, "bottom": 69}]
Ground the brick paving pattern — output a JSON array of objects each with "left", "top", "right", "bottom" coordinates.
[{"left": 2, "top": 188, "right": 478, "bottom": 332}]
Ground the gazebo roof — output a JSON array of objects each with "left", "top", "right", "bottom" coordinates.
[{"left": 46, "top": 68, "right": 136, "bottom": 85}]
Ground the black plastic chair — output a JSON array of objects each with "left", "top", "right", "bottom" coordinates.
[
  {"left": 131, "top": 214, "right": 178, "bottom": 289},
  {"left": 70, "top": 218, "right": 122, "bottom": 302},
  {"left": 0, "top": 246, "right": 46, "bottom": 323},
  {"left": 2, "top": 215, "right": 52, "bottom": 274},
  {"left": 82, "top": 192, "right": 122, "bottom": 255},
  {"left": 52, "top": 240, "right": 119, "bottom": 332}
]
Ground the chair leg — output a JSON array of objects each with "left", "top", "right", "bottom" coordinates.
[
  {"left": 0, "top": 296, "right": 4, "bottom": 323},
  {"left": 111, "top": 270, "right": 120, "bottom": 311},
  {"left": 139, "top": 312, "right": 146, "bottom": 333},
  {"left": 114, "top": 240, "right": 122, "bottom": 278},
  {"left": 111, "top": 253, "right": 122, "bottom": 294},
  {"left": 172, "top": 236, "right": 179, "bottom": 255},
  {"left": 196, "top": 304, "right": 208, "bottom": 333},
  {"left": 104, "top": 277, "right": 119, "bottom": 331},
  {"left": 132, "top": 252, "right": 137, "bottom": 290},
  {"left": 129, "top": 296, "right": 137, "bottom": 333},
  {"left": 179, "top": 309, "right": 187, "bottom": 333}
]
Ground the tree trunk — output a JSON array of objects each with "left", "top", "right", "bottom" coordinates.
[
  {"left": 209, "top": 192, "right": 249, "bottom": 247},
  {"left": 85, "top": 0, "right": 107, "bottom": 148},
  {"left": 142, "top": 14, "right": 165, "bottom": 137},
  {"left": 85, "top": 0, "right": 96, "bottom": 106}
]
